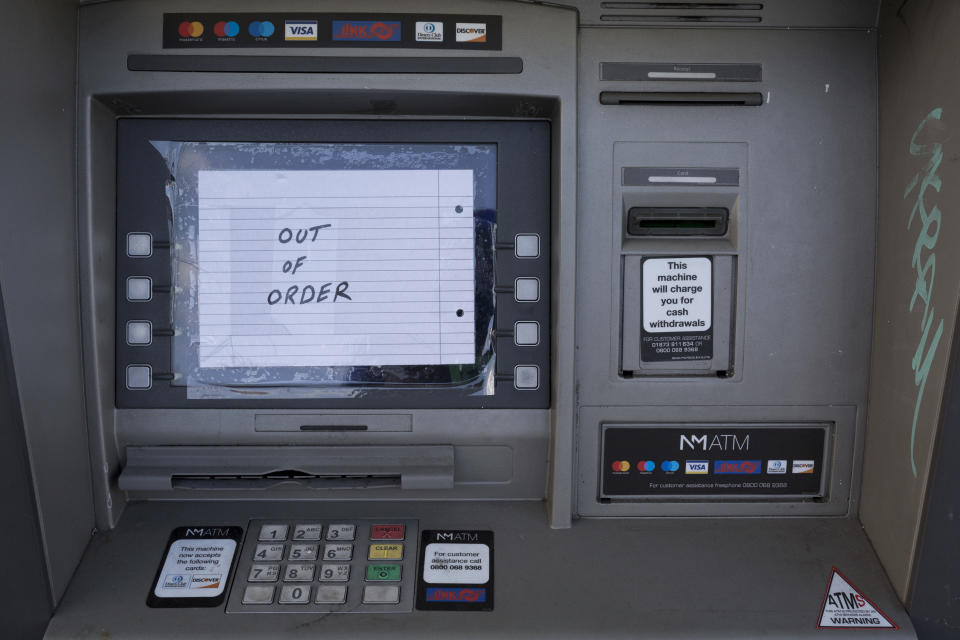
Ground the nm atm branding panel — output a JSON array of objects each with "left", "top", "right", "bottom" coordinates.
[
  {"left": 163, "top": 13, "right": 502, "bottom": 50},
  {"left": 601, "top": 425, "right": 828, "bottom": 498}
]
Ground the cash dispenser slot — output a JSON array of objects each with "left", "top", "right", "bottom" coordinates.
[
  {"left": 627, "top": 207, "right": 729, "bottom": 236},
  {"left": 118, "top": 445, "right": 455, "bottom": 491},
  {"left": 599, "top": 91, "right": 763, "bottom": 106}
]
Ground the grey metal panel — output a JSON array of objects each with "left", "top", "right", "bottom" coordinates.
[
  {"left": 0, "top": 0, "right": 95, "bottom": 604},
  {"left": 0, "top": 286, "right": 53, "bottom": 637},
  {"left": 46, "top": 500, "right": 915, "bottom": 638},
  {"left": 860, "top": 0, "right": 960, "bottom": 602},
  {"left": 575, "top": 27, "right": 877, "bottom": 517},
  {"left": 76, "top": 0, "right": 579, "bottom": 526},
  {"left": 908, "top": 298, "right": 960, "bottom": 637}
]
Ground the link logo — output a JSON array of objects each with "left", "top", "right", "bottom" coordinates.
[
  {"left": 332, "top": 20, "right": 401, "bottom": 41},
  {"left": 426, "top": 588, "right": 486, "bottom": 602},
  {"left": 713, "top": 460, "right": 762, "bottom": 474}
]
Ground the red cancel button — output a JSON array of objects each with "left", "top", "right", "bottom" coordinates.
[{"left": 370, "top": 524, "right": 405, "bottom": 540}]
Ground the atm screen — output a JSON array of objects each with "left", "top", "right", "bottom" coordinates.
[{"left": 116, "top": 120, "right": 551, "bottom": 408}]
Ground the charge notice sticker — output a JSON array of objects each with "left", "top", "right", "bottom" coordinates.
[
  {"left": 641, "top": 256, "right": 712, "bottom": 362},
  {"left": 416, "top": 530, "right": 494, "bottom": 611},
  {"left": 147, "top": 526, "right": 242, "bottom": 608}
]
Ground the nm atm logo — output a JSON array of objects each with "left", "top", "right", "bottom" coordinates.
[{"left": 285, "top": 20, "right": 317, "bottom": 41}]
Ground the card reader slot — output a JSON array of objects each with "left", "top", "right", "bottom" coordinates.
[
  {"left": 119, "top": 445, "right": 454, "bottom": 491},
  {"left": 627, "top": 207, "right": 729, "bottom": 236},
  {"left": 127, "top": 54, "right": 523, "bottom": 75},
  {"left": 599, "top": 91, "right": 763, "bottom": 106},
  {"left": 171, "top": 473, "right": 400, "bottom": 490}
]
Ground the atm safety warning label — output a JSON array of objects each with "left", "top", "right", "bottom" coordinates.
[{"left": 817, "top": 568, "right": 898, "bottom": 629}]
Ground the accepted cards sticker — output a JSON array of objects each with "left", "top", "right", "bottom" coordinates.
[{"left": 147, "top": 526, "right": 242, "bottom": 608}]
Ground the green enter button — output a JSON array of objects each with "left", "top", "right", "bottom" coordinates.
[{"left": 366, "top": 564, "right": 402, "bottom": 581}]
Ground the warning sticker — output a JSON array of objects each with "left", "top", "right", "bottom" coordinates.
[
  {"left": 416, "top": 530, "right": 494, "bottom": 611},
  {"left": 817, "top": 568, "right": 898, "bottom": 630},
  {"left": 147, "top": 526, "right": 242, "bottom": 608},
  {"left": 641, "top": 257, "right": 712, "bottom": 362}
]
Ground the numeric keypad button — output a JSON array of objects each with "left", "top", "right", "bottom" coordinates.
[
  {"left": 319, "top": 564, "right": 351, "bottom": 582},
  {"left": 278, "top": 585, "right": 311, "bottom": 604},
  {"left": 326, "top": 524, "right": 356, "bottom": 541},
  {"left": 288, "top": 544, "right": 317, "bottom": 561},
  {"left": 323, "top": 543, "right": 353, "bottom": 561},
  {"left": 253, "top": 543, "right": 284, "bottom": 561},
  {"left": 292, "top": 524, "right": 323, "bottom": 541},
  {"left": 248, "top": 564, "right": 280, "bottom": 583},
  {"left": 283, "top": 564, "right": 315, "bottom": 582},
  {"left": 258, "top": 524, "right": 289, "bottom": 541}
]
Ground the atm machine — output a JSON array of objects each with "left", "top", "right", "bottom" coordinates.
[{"left": 4, "top": 0, "right": 960, "bottom": 638}]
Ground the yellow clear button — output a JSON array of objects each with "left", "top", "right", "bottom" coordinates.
[{"left": 368, "top": 543, "right": 403, "bottom": 560}]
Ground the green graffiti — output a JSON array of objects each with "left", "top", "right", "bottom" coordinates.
[{"left": 903, "top": 107, "right": 945, "bottom": 478}]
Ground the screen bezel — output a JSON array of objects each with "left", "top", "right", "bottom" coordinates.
[{"left": 115, "top": 118, "right": 551, "bottom": 409}]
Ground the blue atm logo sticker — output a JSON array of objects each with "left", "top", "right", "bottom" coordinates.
[
  {"left": 425, "top": 588, "right": 486, "bottom": 603},
  {"left": 333, "top": 20, "right": 402, "bottom": 42},
  {"left": 713, "top": 460, "right": 762, "bottom": 474}
]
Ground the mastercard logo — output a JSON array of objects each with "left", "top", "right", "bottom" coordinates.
[
  {"left": 177, "top": 21, "right": 204, "bottom": 38},
  {"left": 611, "top": 460, "right": 630, "bottom": 472}
]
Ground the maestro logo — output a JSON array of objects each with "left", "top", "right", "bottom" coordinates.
[
  {"left": 333, "top": 20, "right": 402, "bottom": 41},
  {"left": 636, "top": 460, "right": 656, "bottom": 473},
  {"left": 415, "top": 21, "right": 444, "bottom": 42},
  {"left": 426, "top": 588, "right": 486, "bottom": 602},
  {"left": 285, "top": 20, "right": 317, "bottom": 41},
  {"left": 713, "top": 460, "right": 762, "bottom": 475}
]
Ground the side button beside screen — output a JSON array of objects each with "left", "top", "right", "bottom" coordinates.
[
  {"left": 514, "top": 278, "right": 540, "bottom": 302},
  {"left": 514, "top": 321, "right": 540, "bottom": 346},
  {"left": 514, "top": 365, "right": 539, "bottom": 390},
  {"left": 126, "top": 232, "right": 153, "bottom": 257},
  {"left": 126, "top": 277, "right": 153, "bottom": 301},
  {"left": 126, "top": 365, "right": 152, "bottom": 390},
  {"left": 126, "top": 321, "right": 153, "bottom": 346}
]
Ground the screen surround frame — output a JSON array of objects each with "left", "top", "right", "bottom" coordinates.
[{"left": 115, "top": 118, "right": 551, "bottom": 409}]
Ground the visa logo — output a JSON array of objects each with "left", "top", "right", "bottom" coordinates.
[
  {"left": 713, "top": 460, "right": 762, "bottom": 474},
  {"left": 685, "top": 461, "right": 709, "bottom": 474},
  {"left": 285, "top": 20, "right": 318, "bottom": 41},
  {"left": 426, "top": 588, "right": 486, "bottom": 602}
]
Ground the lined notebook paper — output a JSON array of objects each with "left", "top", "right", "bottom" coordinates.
[{"left": 196, "top": 169, "right": 476, "bottom": 368}]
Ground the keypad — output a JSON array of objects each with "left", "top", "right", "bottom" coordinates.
[{"left": 227, "top": 519, "right": 418, "bottom": 614}]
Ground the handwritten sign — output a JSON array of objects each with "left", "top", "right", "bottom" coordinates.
[{"left": 196, "top": 169, "right": 476, "bottom": 368}]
